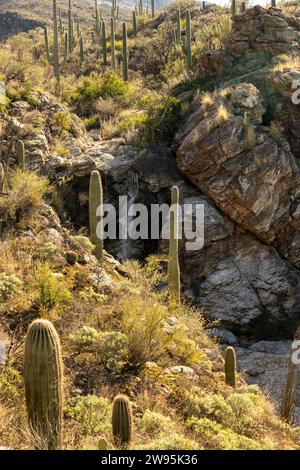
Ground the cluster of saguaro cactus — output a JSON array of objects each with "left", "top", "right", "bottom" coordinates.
[
  {"left": 24, "top": 319, "right": 63, "bottom": 450},
  {"left": 225, "top": 346, "right": 236, "bottom": 388},
  {"left": 16, "top": 140, "right": 25, "bottom": 170},
  {"left": 122, "top": 22, "right": 128, "bottom": 81},
  {"left": 282, "top": 326, "right": 300, "bottom": 422},
  {"left": 168, "top": 186, "right": 181, "bottom": 307},
  {"left": 53, "top": 0, "right": 61, "bottom": 96},
  {"left": 112, "top": 395, "right": 132, "bottom": 449},
  {"left": 89, "top": 170, "right": 103, "bottom": 263}
]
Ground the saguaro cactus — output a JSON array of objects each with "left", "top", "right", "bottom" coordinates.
[
  {"left": 271, "top": 0, "right": 276, "bottom": 6},
  {"left": 102, "top": 21, "right": 107, "bottom": 65},
  {"left": 185, "top": 10, "right": 192, "bottom": 71},
  {"left": 79, "top": 36, "right": 84, "bottom": 66},
  {"left": 240, "top": 2, "right": 246, "bottom": 12},
  {"left": 24, "top": 319, "right": 63, "bottom": 450},
  {"left": 282, "top": 326, "right": 300, "bottom": 422},
  {"left": 0, "top": 163, "right": 4, "bottom": 192},
  {"left": 111, "top": 18, "right": 116, "bottom": 70},
  {"left": 16, "top": 140, "right": 25, "bottom": 170},
  {"left": 53, "top": 0, "right": 61, "bottom": 96},
  {"left": 176, "top": 8, "right": 181, "bottom": 45},
  {"left": 44, "top": 26, "right": 51, "bottom": 64},
  {"left": 89, "top": 170, "right": 103, "bottom": 263},
  {"left": 168, "top": 186, "right": 181, "bottom": 307},
  {"left": 68, "top": 0, "right": 73, "bottom": 53},
  {"left": 64, "top": 32, "right": 69, "bottom": 62},
  {"left": 132, "top": 11, "right": 137, "bottom": 36},
  {"left": 231, "top": 0, "right": 236, "bottom": 18},
  {"left": 225, "top": 346, "right": 236, "bottom": 388},
  {"left": 112, "top": 395, "right": 132, "bottom": 449},
  {"left": 151, "top": 0, "right": 155, "bottom": 18},
  {"left": 95, "top": 0, "right": 101, "bottom": 36},
  {"left": 122, "top": 22, "right": 128, "bottom": 81}
]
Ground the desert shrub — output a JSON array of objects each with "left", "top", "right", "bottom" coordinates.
[
  {"left": 68, "top": 71, "right": 129, "bottom": 116},
  {"left": 187, "top": 417, "right": 261, "bottom": 450},
  {"left": 78, "top": 287, "right": 107, "bottom": 303},
  {"left": 34, "top": 263, "right": 72, "bottom": 314},
  {"left": 136, "top": 432, "right": 200, "bottom": 450},
  {"left": 38, "top": 242, "right": 57, "bottom": 260},
  {"left": 84, "top": 116, "right": 99, "bottom": 130},
  {"left": 0, "top": 366, "right": 22, "bottom": 405},
  {"left": 54, "top": 111, "right": 72, "bottom": 132},
  {"left": 138, "top": 410, "right": 173, "bottom": 438},
  {"left": 0, "top": 272, "right": 22, "bottom": 304},
  {"left": 142, "top": 96, "right": 181, "bottom": 144},
  {"left": 70, "top": 236, "right": 94, "bottom": 253},
  {"left": 269, "top": 120, "right": 283, "bottom": 140},
  {"left": 65, "top": 251, "right": 78, "bottom": 265},
  {"left": 0, "top": 170, "right": 49, "bottom": 223},
  {"left": 70, "top": 327, "right": 129, "bottom": 373},
  {"left": 64, "top": 395, "right": 111, "bottom": 435}
]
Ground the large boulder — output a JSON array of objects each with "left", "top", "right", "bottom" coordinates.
[{"left": 177, "top": 83, "right": 300, "bottom": 269}]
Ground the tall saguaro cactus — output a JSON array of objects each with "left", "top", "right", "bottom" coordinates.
[
  {"left": 231, "top": 0, "right": 236, "bottom": 18},
  {"left": 151, "top": 0, "right": 155, "bottom": 18},
  {"left": 185, "top": 10, "right": 192, "bottom": 71},
  {"left": 225, "top": 346, "right": 236, "bottom": 388},
  {"left": 176, "top": 8, "right": 181, "bottom": 45},
  {"left": 102, "top": 21, "right": 107, "bottom": 65},
  {"left": 95, "top": 0, "right": 101, "bottom": 36},
  {"left": 64, "top": 32, "right": 69, "bottom": 62},
  {"left": 111, "top": 18, "right": 116, "bottom": 70},
  {"left": 68, "top": 0, "right": 73, "bottom": 53},
  {"left": 282, "top": 326, "right": 300, "bottom": 422},
  {"left": 89, "top": 170, "right": 103, "bottom": 263},
  {"left": 168, "top": 186, "right": 181, "bottom": 307},
  {"left": 44, "top": 26, "right": 51, "bottom": 64},
  {"left": 79, "top": 36, "right": 84, "bottom": 66},
  {"left": 16, "top": 140, "right": 25, "bottom": 170},
  {"left": 53, "top": 0, "right": 61, "bottom": 96},
  {"left": 132, "top": 10, "right": 137, "bottom": 36},
  {"left": 24, "top": 319, "right": 63, "bottom": 450},
  {"left": 122, "top": 22, "right": 128, "bottom": 81},
  {"left": 112, "top": 395, "right": 132, "bottom": 449},
  {"left": 271, "top": 0, "right": 276, "bottom": 6}
]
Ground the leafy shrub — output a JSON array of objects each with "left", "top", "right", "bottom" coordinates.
[
  {"left": 34, "top": 263, "right": 72, "bottom": 313},
  {"left": 139, "top": 410, "right": 172, "bottom": 438},
  {"left": 70, "top": 327, "right": 129, "bottom": 373},
  {"left": 0, "top": 272, "right": 22, "bottom": 303},
  {"left": 64, "top": 395, "right": 111, "bottom": 435},
  {"left": 54, "top": 111, "right": 72, "bottom": 132},
  {"left": 142, "top": 96, "right": 181, "bottom": 144},
  {"left": 68, "top": 71, "right": 129, "bottom": 116},
  {"left": 136, "top": 433, "right": 200, "bottom": 450},
  {"left": 0, "top": 170, "right": 49, "bottom": 223},
  {"left": 78, "top": 287, "right": 107, "bottom": 303}
]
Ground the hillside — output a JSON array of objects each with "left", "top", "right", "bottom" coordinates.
[{"left": 1, "top": 0, "right": 300, "bottom": 452}]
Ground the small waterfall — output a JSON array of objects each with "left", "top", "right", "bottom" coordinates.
[{"left": 118, "top": 171, "right": 139, "bottom": 262}]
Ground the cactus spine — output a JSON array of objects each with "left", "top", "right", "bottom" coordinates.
[
  {"left": 89, "top": 170, "right": 103, "bottom": 263},
  {"left": 225, "top": 346, "right": 236, "bottom": 388},
  {"left": 79, "top": 36, "right": 84, "bottom": 66},
  {"left": 53, "top": 0, "right": 61, "bottom": 96},
  {"left": 102, "top": 21, "right": 107, "bottom": 65},
  {"left": 16, "top": 140, "right": 25, "bottom": 170},
  {"left": 185, "top": 10, "right": 192, "bottom": 71},
  {"left": 110, "top": 18, "right": 116, "bottom": 70},
  {"left": 151, "top": 0, "right": 155, "bottom": 17},
  {"left": 132, "top": 11, "right": 137, "bottom": 36},
  {"left": 176, "top": 9, "right": 181, "bottom": 45},
  {"left": 112, "top": 395, "right": 132, "bottom": 449},
  {"left": 24, "top": 319, "right": 63, "bottom": 450},
  {"left": 44, "top": 26, "right": 51, "bottom": 64},
  {"left": 168, "top": 186, "right": 181, "bottom": 307},
  {"left": 282, "top": 326, "right": 300, "bottom": 422},
  {"left": 122, "top": 22, "right": 128, "bottom": 81}
]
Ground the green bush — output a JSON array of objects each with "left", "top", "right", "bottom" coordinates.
[
  {"left": 34, "top": 263, "right": 72, "bottom": 313},
  {"left": 142, "top": 96, "right": 181, "bottom": 144},
  {"left": 0, "top": 272, "right": 22, "bottom": 304},
  {"left": 70, "top": 327, "right": 129, "bottom": 373},
  {"left": 65, "top": 395, "right": 111, "bottom": 435},
  {"left": 68, "top": 71, "right": 129, "bottom": 116},
  {"left": 139, "top": 410, "right": 173, "bottom": 438}
]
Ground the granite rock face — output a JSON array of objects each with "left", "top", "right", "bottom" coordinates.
[{"left": 228, "top": 6, "right": 300, "bottom": 57}]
